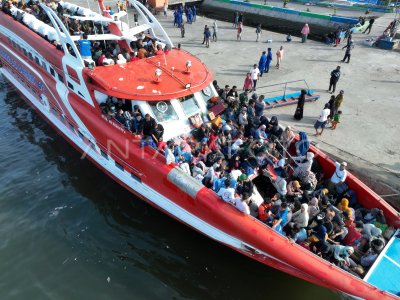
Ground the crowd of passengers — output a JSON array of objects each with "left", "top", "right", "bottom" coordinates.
[
  {"left": 1, "top": 0, "right": 168, "bottom": 64},
  {"left": 102, "top": 82, "right": 395, "bottom": 278}
]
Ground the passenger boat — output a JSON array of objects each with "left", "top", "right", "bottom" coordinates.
[{"left": 0, "top": 1, "right": 399, "bottom": 299}]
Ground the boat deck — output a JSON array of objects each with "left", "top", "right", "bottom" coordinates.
[{"left": 364, "top": 229, "right": 400, "bottom": 297}]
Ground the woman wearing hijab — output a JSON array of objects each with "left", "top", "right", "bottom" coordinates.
[
  {"left": 294, "top": 89, "right": 307, "bottom": 120},
  {"left": 308, "top": 197, "right": 320, "bottom": 220},
  {"left": 292, "top": 203, "right": 309, "bottom": 228},
  {"left": 295, "top": 131, "right": 310, "bottom": 156},
  {"left": 116, "top": 53, "right": 127, "bottom": 64},
  {"left": 333, "top": 245, "right": 354, "bottom": 266},
  {"left": 337, "top": 198, "right": 353, "bottom": 219},
  {"left": 301, "top": 24, "right": 310, "bottom": 43},
  {"left": 293, "top": 152, "right": 314, "bottom": 178}
]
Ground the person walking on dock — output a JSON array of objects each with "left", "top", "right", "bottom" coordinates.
[
  {"left": 294, "top": 89, "right": 307, "bottom": 121},
  {"left": 212, "top": 20, "right": 218, "bottom": 42},
  {"left": 180, "top": 23, "right": 185, "bottom": 38},
  {"left": 301, "top": 24, "right": 310, "bottom": 43},
  {"left": 204, "top": 26, "right": 211, "bottom": 47},
  {"left": 266, "top": 48, "right": 273, "bottom": 73},
  {"left": 237, "top": 22, "right": 243, "bottom": 41},
  {"left": 314, "top": 103, "right": 330, "bottom": 136},
  {"left": 341, "top": 41, "right": 354, "bottom": 63},
  {"left": 202, "top": 25, "right": 208, "bottom": 44},
  {"left": 256, "top": 24, "right": 262, "bottom": 42},
  {"left": 258, "top": 51, "right": 267, "bottom": 77},
  {"left": 192, "top": 5, "right": 197, "bottom": 22},
  {"left": 363, "top": 18, "right": 375, "bottom": 34},
  {"left": 250, "top": 64, "right": 260, "bottom": 92},
  {"left": 276, "top": 46, "right": 284, "bottom": 69},
  {"left": 328, "top": 66, "right": 341, "bottom": 94},
  {"left": 233, "top": 11, "right": 239, "bottom": 28}
]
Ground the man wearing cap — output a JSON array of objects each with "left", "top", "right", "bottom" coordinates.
[
  {"left": 328, "top": 161, "right": 347, "bottom": 192},
  {"left": 237, "top": 174, "right": 254, "bottom": 196}
]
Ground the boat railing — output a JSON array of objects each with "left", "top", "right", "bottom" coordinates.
[{"left": 256, "top": 79, "right": 312, "bottom": 101}]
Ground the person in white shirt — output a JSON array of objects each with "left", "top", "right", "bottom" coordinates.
[
  {"left": 314, "top": 103, "right": 330, "bottom": 136},
  {"left": 217, "top": 179, "right": 235, "bottom": 204},
  {"left": 249, "top": 64, "right": 260, "bottom": 92},
  {"left": 235, "top": 193, "right": 251, "bottom": 215},
  {"left": 328, "top": 161, "right": 347, "bottom": 191}
]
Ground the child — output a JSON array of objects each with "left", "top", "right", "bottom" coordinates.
[{"left": 332, "top": 110, "right": 342, "bottom": 129}]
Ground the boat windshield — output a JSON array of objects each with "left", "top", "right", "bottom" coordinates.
[
  {"left": 178, "top": 94, "right": 200, "bottom": 117},
  {"left": 148, "top": 101, "right": 179, "bottom": 122}
]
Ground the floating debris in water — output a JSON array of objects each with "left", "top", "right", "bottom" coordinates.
[
  {"left": 107, "top": 277, "right": 110, "bottom": 283},
  {"left": 48, "top": 205, "right": 67, "bottom": 217}
]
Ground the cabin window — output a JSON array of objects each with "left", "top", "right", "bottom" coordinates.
[
  {"left": 52, "top": 107, "right": 57, "bottom": 114},
  {"left": 89, "top": 141, "right": 95, "bottom": 150},
  {"left": 131, "top": 172, "right": 141, "bottom": 182},
  {"left": 115, "top": 161, "right": 124, "bottom": 171},
  {"left": 78, "top": 130, "right": 84, "bottom": 140},
  {"left": 7, "top": 37, "right": 12, "bottom": 44},
  {"left": 23, "top": 49, "right": 27, "bottom": 56},
  {"left": 60, "top": 114, "right": 65, "bottom": 123},
  {"left": 12, "top": 41, "right": 16, "bottom": 48},
  {"left": 179, "top": 94, "right": 200, "bottom": 116},
  {"left": 50, "top": 67, "right": 55, "bottom": 77},
  {"left": 100, "top": 150, "right": 108, "bottom": 159},
  {"left": 28, "top": 52, "right": 33, "bottom": 60},
  {"left": 148, "top": 101, "right": 178, "bottom": 122},
  {"left": 69, "top": 122, "right": 75, "bottom": 132},
  {"left": 35, "top": 57, "right": 40, "bottom": 65},
  {"left": 67, "top": 81, "right": 74, "bottom": 90},
  {"left": 41, "top": 61, "right": 47, "bottom": 70},
  {"left": 58, "top": 74, "right": 63, "bottom": 82}
]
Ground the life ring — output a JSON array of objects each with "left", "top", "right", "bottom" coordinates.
[{"left": 156, "top": 101, "right": 168, "bottom": 113}]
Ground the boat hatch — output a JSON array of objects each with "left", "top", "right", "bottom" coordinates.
[{"left": 364, "top": 229, "right": 400, "bottom": 297}]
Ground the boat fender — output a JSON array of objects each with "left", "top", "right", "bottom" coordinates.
[{"left": 167, "top": 167, "right": 203, "bottom": 199}]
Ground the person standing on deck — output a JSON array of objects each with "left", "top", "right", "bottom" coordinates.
[
  {"left": 276, "top": 46, "right": 284, "bottom": 69},
  {"left": 77, "top": 33, "right": 92, "bottom": 60},
  {"left": 301, "top": 24, "right": 310, "bottom": 43},
  {"left": 256, "top": 24, "right": 262, "bottom": 42},
  {"left": 258, "top": 51, "right": 267, "bottom": 77},
  {"left": 266, "top": 48, "right": 273, "bottom": 73},
  {"left": 328, "top": 66, "right": 341, "bottom": 94},
  {"left": 250, "top": 64, "right": 260, "bottom": 92}
]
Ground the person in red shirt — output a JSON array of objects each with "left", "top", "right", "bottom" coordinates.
[
  {"left": 258, "top": 198, "right": 273, "bottom": 222},
  {"left": 130, "top": 51, "right": 140, "bottom": 61},
  {"left": 343, "top": 222, "right": 363, "bottom": 246}
]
